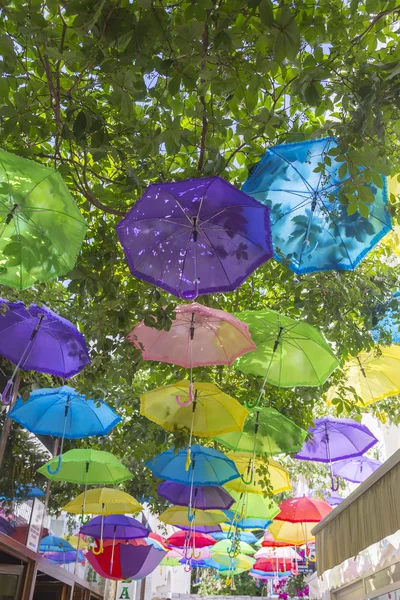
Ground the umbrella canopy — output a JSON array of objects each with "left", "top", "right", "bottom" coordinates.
[
  {"left": 212, "top": 539, "right": 255, "bottom": 556},
  {"left": 215, "top": 407, "right": 307, "bottom": 456},
  {"left": 261, "top": 532, "right": 293, "bottom": 548},
  {"left": 268, "top": 520, "right": 315, "bottom": 546},
  {"left": 275, "top": 497, "right": 332, "bottom": 523},
  {"left": 40, "top": 535, "right": 75, "bottom": 553},
  {"left": 326, "top": 347, "right": 400, "bottom": 406},
  {"left": 141, "top": 380, "right": 248, "bottom": 438},
  {"left": 177, "top": 524, "right": 222, "bottom": 534},
  {"left": 212, "top": 530, "right": 257, "bottom": 544},
  {"left": 255, "top": 547, "right": 300, "bottom": 560},
  {"left": 212, "top": 552, "right": 255, "bottom": 571},
  {"left": 80, "top": 515, "right": 148, "bottom": 540},
  {"left": 63, "top": 535, "right": 89, "bottom": 550},
  {"left": 234, "top": 309, "right": 339, "bottom": 392},
  {"left": 129, "top": 302, "right": 256, "bottom": 368},
  {"left": 116, "top": 176, "right": 273, "bottom": 299},
  {"left": 225, "top": 452, "right": 290, "bottom": 495},
  {"left": 0, "top": 149, "right": 87, "bottom": 290},
  {"left": 323, "top": 491, "right": 344, "bottom": 507},
  {"left": 158, "top": 481, "right": 234, "bottom": 511},
  {"left": 87, "top": 541, "right": 164, "bottom": 581},
  {"left": 196, "top": 557, "right": 245, "bottom": 574},
  {"left": 250, "top": 568, "right": 290, "bottom": 579},
  {"left": 168, "top": 546, "right": 211, "bottom": 560},
  {"left": 161, "top": 556, "right": 181, "bottom": 567},
  {"left": 228, "top": 490, "right": 280, "bottom": 521},
  {"left": 294, "top": 417, "right": 378, "bottom": 463},
  {"left": 159, "top": 506, "right": 227, "bottom": 527},
  {"left": 223, "top": 514, "right": 272, "bottom": 530},
  {"left": 242, "top": 137, "right": 391, "bottom": 274},
  {"left": 167, "top": 531, "right": 216, "bottom": 548},
  {"left": 253, "top": 558, "right": 289, "bottom": 573},
  {"left": 332, "top": 456, "right": 382, "bottom": 483},
  {"left": 10, "top": 386, "right": 120, "bottom": 439},
  {"left": 45, "top": 550, "right": 86, "bottom": 564},
  {"left": 146, "top": 445, "right": 240, "bottom": 487},
  {"left": 62, "top": 488, "right": 142, "bottom": 516},
  {"left": 38, "top": 449, "right": 132, "bottom": 485},
  {"left": 0, "top": 300, "right": 90, "bottom": 379}
]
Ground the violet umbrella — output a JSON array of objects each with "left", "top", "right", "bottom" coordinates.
[
  {"left": 177, "top": 524, "right": 222, "bottom": 534},
  {"left": 332, "top": 456, "right": 381, "bottom": 484},
  {"left": 0, "top": 300, "right": 90, "bottom": 404},
  {"left": 323, "top": 491, "right": 344, "bottom": 506},
  {"left": 116, "top": 176, "right": 273, "bottom": 299},
  {"left": 86, "top": 541, "right": 165, "bottom": 580},
  {"left": 45, "top": 550, "right": 86, "bottom": 564},
  {"left": 157, "top": 481, "right": 234, "bottom": 511},
  {"left": 294, "top": 417, "right": 378, "bottom": 490}
]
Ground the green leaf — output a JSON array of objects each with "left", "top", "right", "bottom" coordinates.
[
  {"left": 338, "top": 162, "right": 348, "bottom": 180},
  {"left": 259, "top": 0, "right": 274, "bottom": 27}
]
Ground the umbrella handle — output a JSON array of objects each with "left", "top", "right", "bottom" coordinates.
[
  {"left": 47, "top": 454, "right": 62, "bottom": 475},
  {"left": 245, "top": 395, "right": 260, "bottom": 409},
  {"left": 176, "top": 395, "right": 193, "bottom": 407},
  {"left": 331, "top": 475, "right": 340, "bottom": 492},
  {"left": 92, "top": 540, "right": 104, "bottom": 555},
  {"left": 187, "top": 505, "right": 195, "bottom": 523},
  {"left": 240, "top": 471, "right": 253, "bottom": 485},
  {"left": 1, "top": 380, "right": 13, "bottom": 405},
  {"left": 184, "top": 562, "right": 192, "bottom": 572},
  {"left": 80, "top": 511, "right": 91, "bottom": 525},
  {"left": 191, "top": 548, "right": 201, "bottom": 559}
]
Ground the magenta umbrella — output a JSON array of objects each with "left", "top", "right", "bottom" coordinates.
[
  {"left": 332, "top": 456, "right": 381, "bottom": 483},
  {"left": 116, "top": 176, "right": 273, "bottom": 299}
]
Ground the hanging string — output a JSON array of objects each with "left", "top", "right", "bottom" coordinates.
[
  {"left": 110, "top": 527, "right": 116, "bottom": 574},
  {"left": 92, "top": 504, "right": 105, "bottom": 555},
  {"left": 246, "top": 327, "right": 284, "bottom": 409},
  {"left": 325, "top": 423, "right": 339, "bottom": 491},
  {"left": 186, "top": 392, "right": 198, "bottom": 471},
  {"left": 47, "top": 398, "right": 70, "bottom": 475},
  {"left": 80, "top": 462, "right": 91, "bottom": 524}
]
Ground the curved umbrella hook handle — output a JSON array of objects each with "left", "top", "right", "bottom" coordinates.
[
  {"left": 92, "top": 540, "right": 104, "bottom": 555},
  {"left": 80, "top": 510, "right": 91, "bottom": 525},
  {"left": 241, "top": 470, "right": 253, "bottom": 485},
  {"left": 191, "top": 549, "right": 201, "bottom": 560},
  {"left": 176, "top": 395, "right": 193, "bottom": 408},
  {"left": 245, "top": 396, "right": 260, "bottom": 410},
  {"left": 331, "top": 475, "right": 340, "bottom": 492},
  {"left": 1, "top": 380, "right": 13, "bottom": 405},
  {"left": 47, "top": 454, "right": 62, "bottom": 475},
  {"left": 187, "top": 505, "right": 195, "bottom": 523}
]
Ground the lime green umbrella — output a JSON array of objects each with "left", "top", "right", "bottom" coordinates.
[
  {"left": 234, "top": 309, "right": 339, "bottom": 406},
  {"left": 211, "top": 539, "right": 255, "bottom": 556},
  {"left": 161, "top": 557, "right": 181, "bottom": 567},
  {"left": 38, "top": 449, "right": 132, "bottom": 485},
  {"left": 227, "top": 489, "right": 280, "bottom": 521},
  {"left": 215, "top": 407, "right": 307, "bottom": 456},
  {"left": 0, "top": 149, "right": 87, "bottom": 289}
]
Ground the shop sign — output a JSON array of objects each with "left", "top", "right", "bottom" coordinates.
[{"left": 26, "top": 498, "right": 45, "bottom": 552}]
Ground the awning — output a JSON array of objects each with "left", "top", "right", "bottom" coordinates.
[{"left": 312, "top": 447, "right": 400, "bottom": 576}]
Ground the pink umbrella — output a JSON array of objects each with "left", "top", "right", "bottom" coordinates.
[
  {"left": 128, "top": 303, "right": 255, "bottom": 403},
  {"left": 255, "top": 547, "right": 301, "bottom": 560},
  {"left": 167, "top": 546, "right": 211, "bottom": 560}
]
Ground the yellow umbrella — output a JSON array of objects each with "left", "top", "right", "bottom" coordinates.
[
  {"left": 141, "top": 381, "right": 248, "bottom": 447},
  {"left": 63, "top": 535, "right": 89, "bottom": 550},
  {"left": 158, "top": 506, "right": 227, "bottom": 527},
  {"left": 269, "top": 520, "right": 315, "bottom": 546},
  {"left": 212, "top": 552, "right": 255, "bottom": 571},
  {"left": 62, "top": 488, "right": 142, "bottom": 516},
  {"left": 225, "top": 452, "right": 290, "bottom": 495},
  {"left": 326, "top": 346, "right": 400, "bottom": 406}
]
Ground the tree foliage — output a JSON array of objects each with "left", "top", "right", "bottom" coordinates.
[{"left": 0, "top": 0, "right": 400, "bottom": 508}]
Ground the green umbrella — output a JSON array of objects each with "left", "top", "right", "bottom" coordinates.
[
  {"left": 211, "top": 539, "right": 255, "bottom": 556},
  {"left": 38, "top": 449, "right": 132, "bottom": 485},
  {"left": 214, "top": 407, "right": 307, "bottom": 456},
  {"left": 228, "top": 489, "right": 280, "bottom": 521},
  {"left": 0, "top": 149, "right": 87, "bottom": 289},
  {"left": 234, "top": 309, "right": 339, "bottom": 406},
  {"left": 161, "top": 557, "right": 181, "bottom": 567}
]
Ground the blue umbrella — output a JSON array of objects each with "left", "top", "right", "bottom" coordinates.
[
  {"left": 146, "top": 445, "right": 239, "bottom": 487},
  {"left": 40, "top": 535, "right": 75, "bottom": 553},
  {"left": 9, "top": 386, "right": 121, "bottom": 475},
  {"left": 211, "top": 531, "right": 258, "bottom": 544},
  {"left": 371, "top": 292, "right": 400, "bottom": 343},
  {"left": 243, "top": 137, "right": 391, "bottom": 274},
  {"left": 223, "top": 512, "right": 272, "bottom": 530},
  {"left": 45, "top": 550, "right": 86, "bottom": 564},
  {"left": 0, "top": 484, "right": 45, "bottom": 502},
  {"left": 323, "top": 491, "right": 344, "bottom": 507}
]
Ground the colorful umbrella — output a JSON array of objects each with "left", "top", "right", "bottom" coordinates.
[
  {"left": 161, "top": 556, "right": 181, "bottom": 567},
  {"left": 62, "top": 488, "right": 142, "bottom": 517},
  {"left": 168, "top": 546, "right": 211, "bottom": 560},
  {"left": 167, "top": 531, "right": 216, "bottom": 548},
  {"left": 0, "top": 300, "right": 90, "bottom": 404},
  {"left": 242, "top": 137, "right": 391, "bottom": 274},
  {"left": 223, "top": 515, "right": 272, "bottom": 530},
  {"left": 194, "top": 557, "right": 245, "bottom": 574},
  {"left": 275, "top": 497, "right": 332, "bottom": 523},
  {"left": 159, "top": 506, "right": 227, "bottom": 527},
  {"left": 325, "top": 347, "right": 400, "bottom": 406},
  {"left": 268, "top": 519, "right": 316, "bottom": 546},
  {"left": 212, "top": 530, "right": 257, "bottom": 544},
  {"left": 234, "top": 309, "right": 338, "bottom": 404},
  {"left": 146, "top": 445, "right": 240, "bottom": 487},
  {"left": 253, "top": 558, "right": 288, "bottom": 573},
  {"left": 116, "top": 176, "right": 273, "bottom": 299},
  {"left": 261, "top": 532, "right": 294, "bottom": 548},
  {"left": 323, "top": 491, "right": 344, "bottom": 507},
  {"left": 215, "top": 406, "right": 307, "bottom": 456},
  {"left": 40, "top": 536, "right": 75, "bottom": 553},
  {"left": 10, "top": 386, "right": 120, "bottom": 474},
  {"left": 87, "top": 540, "right": 165, "bottom": 580},
  {"left": 332, "top": 456, "right": 381, "bottom": 483},
  {"left": 250, "top": 568, "right": 290, "bottom": 579},
  {"left": 0, "top": 149, "right": 87, "bottom": 290},
  {"left": 255, "top": 547, "right": 301, "bottom": 560},
  {"left": 227, "top": 490, "right": 280, "bottom": 522},
  {"left": 80, "top": 515, "right": 148, "bottom": 540},
  {"left": 63, "top": 535, "right": 89, "bottom": 550},
  {"left": 294, "top": 416, "right": 378, "bottom": 489},
  {"left": 212, "top": 539, "right": 255, "bottom": 556},
  {"left": 45, "top": 550, "right": 86, "bottom": 564},
  {"left": 177, "top": 524, "right": 222, "bottom": 534},
  {"left": 141, "top": 381, "right": 248, "bottom": 448},
  {"left": 212, "top": 552, "right": 255, "bottom": 571},
  {"left": 225, "top": 452, "right": 290, "bottom": 495},
  {"left": 158, "top": 481, "right": 234, "bottom": 511}
]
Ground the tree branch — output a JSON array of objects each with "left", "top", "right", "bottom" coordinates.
[
  {"left": 354, "top": 5, "right": 400, "bottom": 44},
  {"left": 197, "top": 19, "right": 209, "bottom": 172}
]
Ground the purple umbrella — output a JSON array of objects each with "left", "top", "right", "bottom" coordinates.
[
  {"left": 86, "top": 541, "right": 164, "bottom": 581},
  {"left": 332, "top": 456, "right": 382, "bottom": 484},
  {"left": 45, "top": 550, "right": 86, "bottom": 564},
  {"left": 0, "top": 516, "right": 16, "bottom": 536},
  {"left": 0, "top": 300, "right": 90, "bottom": 404},
  {"left": 177, "top": 524, "right": 222, "bottom": 534},
  {"left": 294, "top": 417, "right": 378, "bottom": 490},
  {"left": 323, "top": 491, "right": 344, "bottom": 506},
  {"left": 116, "top": 176, "right": 273, "bottom": 299},
  {"left": 80, "top": 515, "right": 148, "bottom": 540},
  {"left": 157, "top": 481, "right": 234, "bottom": 510}
]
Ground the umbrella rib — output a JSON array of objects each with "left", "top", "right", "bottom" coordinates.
[
  {"left": 131, "top": 226, "right": 189, "bottom": 271},
  {"left": 200, "top": 224, "right": 268, "bottom": 253},
  {"left": 196, "top": 177, "right": 217, "bottom": 221},
  {"left": 13, "top": 206, "right": 87, "bottom": 225},
  {"left": 177, "top": 231, "right": 197, "bottom": 295},
  {"left": 319, "top": 200, "right": 356, "bottom": 267},
  {"left": 268, "top": 148, "right": 316, "bottom": 194},
  {"left": 284, "top": 337, "right": 323, "bottom": 383},
  {"left": 199, "top": 229, "right": 234, "bottom": 288}
]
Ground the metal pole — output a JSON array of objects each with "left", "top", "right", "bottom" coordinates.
[{"left": 0, "top": 375, "right": 21, "bottom": 470}]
